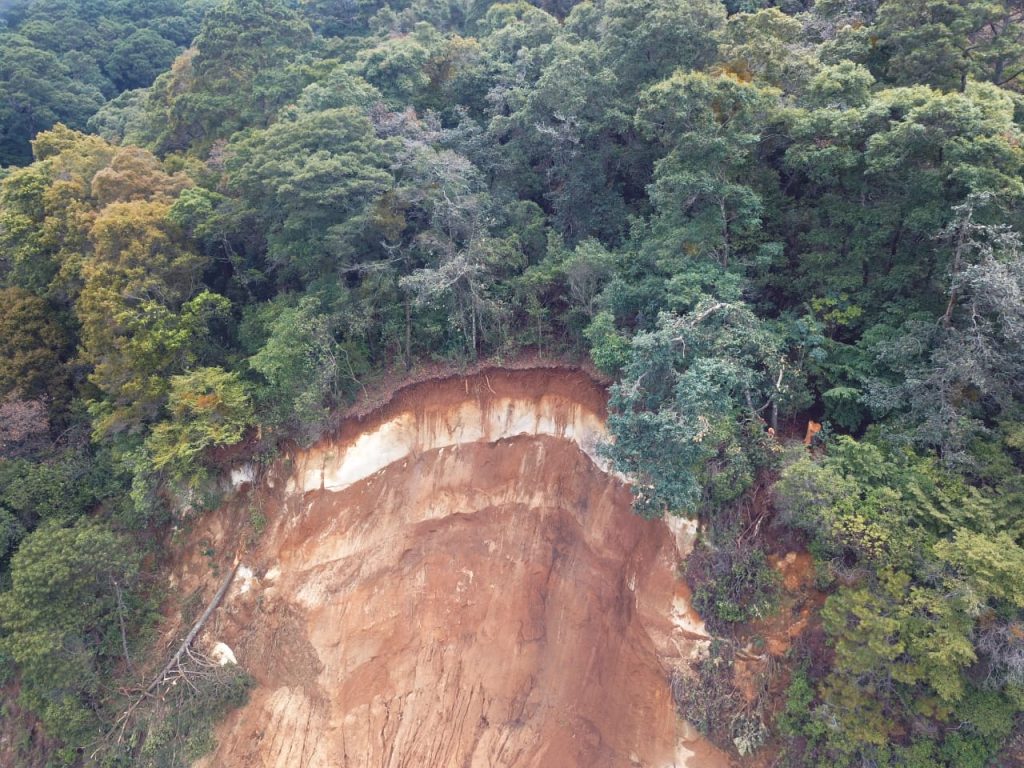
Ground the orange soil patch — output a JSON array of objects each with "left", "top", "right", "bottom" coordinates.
[
  {"left": 163, "top": 368, "right": 730, "bottom": 768},
  {"left": 731, "top": 548, "right": 825, "bottom": 741}
]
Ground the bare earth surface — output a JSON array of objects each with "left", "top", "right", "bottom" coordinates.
[{"left": 172, "top": 367, "right": 730, "bottom": 768}]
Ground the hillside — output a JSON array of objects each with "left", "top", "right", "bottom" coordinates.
[
  {"left": 168, "top": 368, "right": 725, "bottom": 767},
  {"left": 1, "top": 0, "right": 1023, "bottom": 766}
]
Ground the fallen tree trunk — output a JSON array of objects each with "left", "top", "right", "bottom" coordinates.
[
  {"left": 145, "top": 554, "right": 241, "bottom": 694},
  {"left": 104, "top": 552, "right": 243, "bottom": 751}
]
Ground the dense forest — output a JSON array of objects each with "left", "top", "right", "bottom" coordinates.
[{"left": 1, "top": 0, "right": 1023, "bottom": 765}]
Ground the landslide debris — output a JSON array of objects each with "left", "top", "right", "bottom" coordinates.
[{"left": 167, "top": 368, "right": 728, "bottom": 768}]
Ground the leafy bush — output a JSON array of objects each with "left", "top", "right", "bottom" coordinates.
[
  {"left": 686, "top": 538, "right": 779, "bottom": 629},
  {"left": 148, "top": 368, "right": 254, "bottom": 481}
]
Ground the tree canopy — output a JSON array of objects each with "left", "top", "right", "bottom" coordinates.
[{"left": 1, "top": 0, "right": 1023, "bottom": 764}]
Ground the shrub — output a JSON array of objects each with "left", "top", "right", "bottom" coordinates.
[{"left": 686, "top": 538, "right": 779, "bottom": 630}]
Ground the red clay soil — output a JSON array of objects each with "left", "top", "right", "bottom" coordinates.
[
  {"left": 165, "top": 367, "right": 731, "bottom": 768},
  {"left": 728, "top": 548, "right": 827, "bottom": 768}
]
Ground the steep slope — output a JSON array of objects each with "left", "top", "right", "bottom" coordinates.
[{"left": 170, "top": 368, "right": 728, "bottom": 768}]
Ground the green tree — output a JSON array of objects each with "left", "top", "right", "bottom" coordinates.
[
  {"left": 596, "top": 0, "right": 726, "bottom": 91},
  {"left": 636, "top": 71, "right": 781, "bottom": 272},
  {"left": 396, "top": 145, "right": 514, "bottom": 358},
  {"left": 0, "top": 520, "right": 143, "bottom": 747},
  {"left": 780, "top": 81, "right": 1024, "bottom": 311},
  {"left": 147, "top": 0, "right": 314, "bottom": 152},
  {"left": 866, "top": 197, "right": 1024, "bottom": 462},
  {"left": 146, "top": 367, "right": 254, "bottom": 488},
  {"left": 875, "top": 0, "right": 1024, "bottom": 91},
  {"left": 775, "top": 436, "right": 1023, "bottom": 764},
  {"left": 353, "top": 21, "right": 439, "bottom": 106},
  {"left": 0, "top": 287, "right": 68, "bottom": 400},
  {"left": 0, "top": 0, "right": 203, "bottom": 165},
  {"left": 719, "top": 8, "right": 817, "bottom": 92},
  {"left": 225, "top": 102, "right": 395, "bottom": 282},
  {"left": 77, "top": 201, "right": 216, "bottom": 436},
  {"left": 0, "top": 126, "right": 113, "bottom": 295},
  {"left": 103, "top": 28, "right": 180, "bottom": 91},
  {"left": 606, "top": 299, "right": 807, "bottom": 517},
  {"left": 248, "top": 296, "right": 354, "bottom": 427},
  {"left": 0, "top": 36, "right": 105, "bottom": 165},
  {"left": 494, "top": 36, "right": 631, "bottom": 241}
]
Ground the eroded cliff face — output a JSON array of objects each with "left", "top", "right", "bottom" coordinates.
[{"left": 172, "top": 368, "right": 728, "bottom": 768}]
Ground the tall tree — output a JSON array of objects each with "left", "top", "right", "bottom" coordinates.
[
  {"left": 867, "top": 197, "right": 1024, "bottom": 462},
  {"left": 606, "top": 299, "right": 810, "bottom": 517},
  {"left": 225, "top": 100, "right": 395, "bottom": 283},
  {"left": 0, "top": 286, "right": 68, "bottom": 401},
  {"left": 0, "top": 521, "right": 143, "bottom": 748},
  {"left": 248, "top": 296, "right": 353, "bottom": 427},
  {"left": 77, "top": 201, "right": 216, "bottom": 437},
  {"left": 636, "top": 71, "right": 782, "bottom": 273},
  {"left": 146, "top": 0, "right": 314, "bottom": 152},
  {"left": 597, "top": 0, "right": 726, "bottom": 91},
  {"left": 397, "top": 145, "right": 513, "bottom": 358},
  {"left": 875, "top": 0, "right": 1024, "bottom": 91}
]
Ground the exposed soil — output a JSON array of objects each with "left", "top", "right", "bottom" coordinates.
[
  {"left": 164, "top": 368, "right": 731, "bottom": 768},
  {"left": 728, "top": 546, "right": 827, "bottom": 768}
]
